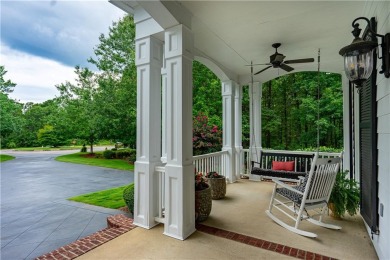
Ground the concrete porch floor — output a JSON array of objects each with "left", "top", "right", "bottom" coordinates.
[{"left": 79, "top": 179, "right": 378, "bottom": 259}]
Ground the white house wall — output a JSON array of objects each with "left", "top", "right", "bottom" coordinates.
[{"left": 362, "top": 1, "right": 390, "bottom": 259}]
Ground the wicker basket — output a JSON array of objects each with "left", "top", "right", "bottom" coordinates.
[
  {"left": 195, "top": 186, "right": 212, "bottom": 222},
  {"left": 207, "top": 176, "right": 226, "bottom": 199}
]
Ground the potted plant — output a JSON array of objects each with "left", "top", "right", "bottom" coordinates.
[
  {"left": 206, "top": 171, "right": 226, "bottom": 199},
  {"left": 195, "top": 171, "right": 212, "bottom": 222},
  {"left": 329, "top": 170, "right": 360, "bottom": 219}
]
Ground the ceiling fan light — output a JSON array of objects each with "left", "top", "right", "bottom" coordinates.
[{"left": 274, "top": 53, "right": 285, "bottom": 63}]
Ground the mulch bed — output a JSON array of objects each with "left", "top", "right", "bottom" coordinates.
[{"left": 118, "top": 206, "right": 130, "bottom": 213}]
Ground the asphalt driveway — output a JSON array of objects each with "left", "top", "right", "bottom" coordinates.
[{"left": 0, "top": 150, "right": 134, "bottom": 259}]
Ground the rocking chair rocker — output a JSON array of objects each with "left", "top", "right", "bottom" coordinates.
[{"left": 265, "top": 153, "right": 342, "bottom": 238}]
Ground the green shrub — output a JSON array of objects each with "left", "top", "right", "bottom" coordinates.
[
  {"left": 123, "top": 183, "right": 135, "bottom": 213},
  {"left": 128, "top": 150, "right": 136, "bottom": 163},
  {"left": 80, "top": 144, "right": 87, "bottom": 152},
  {"left": 296, "top": 146, "right": 342, "bottom": 153},
  {"left": 103, "top": 150, "right": 114, "bottom": 159},
  {"left": 115, "top": 148, "right": 136, "bottom": 160},
  {"left": 115, "top": 149, "right": 128, "bottom": 159},
  {"left": 94, "top": 151, "right": 104, "bottom": 158},
  {"left": 193, "top": 112, "right": 222, "bottom": 155},
  {"left": 7, "top": 141, "right": 16, "bottom": 149}
]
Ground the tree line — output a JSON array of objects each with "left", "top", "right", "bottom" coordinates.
[{"left": 0, "top": 15, "right": 343, "bottom": 152}]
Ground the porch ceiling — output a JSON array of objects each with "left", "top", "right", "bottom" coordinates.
[
  {"left": 181, "top": 1, "right": 366, "bottom": 83},
  {"left": 113, "top": 1, "right": 367, "bottom": 83}
]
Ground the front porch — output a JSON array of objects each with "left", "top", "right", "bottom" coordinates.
[{"left": 78, "top": 179, "right": 377, "bottom": 259}]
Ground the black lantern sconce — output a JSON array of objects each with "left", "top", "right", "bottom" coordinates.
[{"left": 339, "top": 17, "right": 389, "bottom": 90}]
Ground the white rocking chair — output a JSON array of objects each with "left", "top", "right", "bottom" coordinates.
[{"left": 265, "top": 153, "right": 342, "bottom": 238}]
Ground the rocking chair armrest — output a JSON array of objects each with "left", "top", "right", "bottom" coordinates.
[{"left": 272, "top": 179, "right": 304, "bottom": 195}]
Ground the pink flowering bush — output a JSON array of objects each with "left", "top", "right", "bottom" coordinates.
[
  {"left": 206, "top": 171, "right": 223, "bottom": 179},
  {"left": 193, "top": 112, "right": 222, "bottom": 155},
  {"left": 195, "top": 171, "right": 209, "bottom": 191}
]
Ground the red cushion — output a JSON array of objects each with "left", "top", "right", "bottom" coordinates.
[{"left": 272, "top": 161, "right": 295, "bottom": 171}]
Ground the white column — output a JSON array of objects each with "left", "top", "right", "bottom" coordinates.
[
  {"left": 222, "top": 80, "right": 236, "bottom": 183},
  {"left": 161, "top": 49, "right": 167, "bottom": 163},
  {"left": 133, "top": 36, "right": 164, "bottom": 229},
  {"left": 249, "top": 82, "right": 262, "bottom": 164},
  {"left": 342, "top": 74, "right": 350, "bottom": 173},
  {"left": 164, "top": 24, "right": 196, "bottom": 240},
  {"left": 234, "top": 84, "right": 243, "bottom": 179}
]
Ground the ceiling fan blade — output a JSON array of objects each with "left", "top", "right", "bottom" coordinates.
[
  {"left": 245, "top": 63, "right": 271, "bottom": 66},
  {"left": 279, "top": 64, "right": 294, "bottom": 72},
  {"left": 254, "top": 66, "right": 272, "bottom": 75},
  {"left": 284, "top": 58, "right": 315, "bottom": 64}
]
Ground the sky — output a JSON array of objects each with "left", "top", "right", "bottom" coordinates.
[{"left": 1, "top": 0, "right": 126, "bottom": 103}]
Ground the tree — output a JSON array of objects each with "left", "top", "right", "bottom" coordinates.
[
  {"left": 0, "top": 93, "right": 24, "bottom": 148},
  {"left": 193, "top": 61, "right": 222, "bottom": 128},
  {"left": 56, "top": 66, "right": 100, "bottom": 152},
  {"left": 259, "top": 72, "right": 343, "bottom": 150},
  {"left": 0, "top": 66, "right": 16, "bottom": 94},
  {"left": 88, "top": 15, "right": 137, "bottom": 147},
  {"left": 0, "top": 67, "right": 23, "bottom": 148},
  {"left": 54, "top": 15, "right": 138, "bottom": 151},
  {"left": 37, "top": 125, "right": 59, "bottom": 147}
]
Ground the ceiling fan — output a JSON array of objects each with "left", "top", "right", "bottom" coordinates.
[{"left": 253, "top": 43, "right": 315, "bottom": 75}]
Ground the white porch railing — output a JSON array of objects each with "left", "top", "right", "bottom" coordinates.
[
  {"left": 154, "top": 149, "right": 342, "bottom": 224},
  {"left": 239, "top": 149, "right": 252, "bottom": 177},
  {"left": 153, "top": 150, "right": 229, "bottom": 224},
  {"left": 193, "top": 150, "right": 229, "bottom": 177},
  {"left": 154, "top": 166, "right": 165, "bottom": 224}
]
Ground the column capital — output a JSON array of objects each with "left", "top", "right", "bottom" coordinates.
[
  {"left": 234, "top": 84, "right": 243, "bottom": 99},
  {"left": 222, "top": 80, "right": 237, "bottom": 96},
  {"left": 165, "top": 24, "right": 193, "bottom": 60},
  {"left": 135, "top": 36, "right": 164, "bottom": 67}
]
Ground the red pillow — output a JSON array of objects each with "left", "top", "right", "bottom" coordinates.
[{"left": 272, "top": 161, "right": 295, "bottom": 171}]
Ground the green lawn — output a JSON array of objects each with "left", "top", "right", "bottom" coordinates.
[
  {"left": 0, "top": 154, "right": 15, "bottom": 162},
  {"left": 69, "top": 185, "right": 127, "bottom": 209},
  {"left": 56, "top": 152, "right": 134, "bottom": 171}
]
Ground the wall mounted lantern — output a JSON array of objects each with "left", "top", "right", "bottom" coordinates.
[{"left": 339, "top": 17, "right": 389, "bottom": 89}]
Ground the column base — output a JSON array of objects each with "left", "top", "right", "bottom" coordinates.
[
  {"left": 163, "top": 163, "right": 196, "bottom": 240},
  {"left": 133, "top": 161, "right": 161, "bottom": 230},
  {"left": 222, "top": 147, "right": 236, "bottom": 183}
]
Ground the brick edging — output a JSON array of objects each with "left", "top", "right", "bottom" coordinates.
[
  {"left": 35, "top": 214, "right": 136, "bottom": 260},
  {"left": 196, "top": 223, "right": 337, "bottom": 260},
  {"left": 36, "top": 215, "right": 337, "bottom": 260}
]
